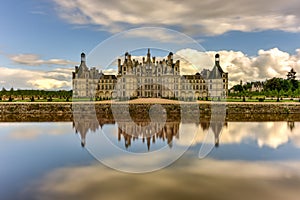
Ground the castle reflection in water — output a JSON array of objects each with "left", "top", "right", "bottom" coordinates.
[{"left": 72, "top": 111, "right": 226, "bottom": 150}]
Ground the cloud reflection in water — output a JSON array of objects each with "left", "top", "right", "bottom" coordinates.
[{"left": 24, "top": 158, "right": 300, "bottom": 200}]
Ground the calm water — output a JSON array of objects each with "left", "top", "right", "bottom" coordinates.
[{"left": 1, "top": 116, "right": 300, "bottom": 199}]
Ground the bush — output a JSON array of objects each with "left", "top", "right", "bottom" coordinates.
[
  {"left": 30, "top": 96, "right": 34, "bottom": 102},
  {"left": 8, "top": 96, "right": 13, "bottom": 102},
  {"left": 258, "top": 98, "right": 264, "bottom": 102}
]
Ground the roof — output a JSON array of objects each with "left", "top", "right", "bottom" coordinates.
[
  {"left": 208, "top": 63, "right": 224, "bottom": 79},
  {"left": 181, "top": 74, "right": 204, "bottom": 79},
  {"left": 100, "top": 74, "right": 117, "bottom": 79}
]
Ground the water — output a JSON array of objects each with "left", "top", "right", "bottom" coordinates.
[{"left": 1, "top": 115, "right": 300, "bottom": 199}]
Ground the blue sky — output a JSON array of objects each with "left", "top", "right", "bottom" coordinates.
[{"left": 1, "top": 0, "right": 300, "bottom": 89}]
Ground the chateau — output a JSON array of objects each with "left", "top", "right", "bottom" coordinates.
[{"left": 72, "top": 49, "right": 228, "bottom": 100}]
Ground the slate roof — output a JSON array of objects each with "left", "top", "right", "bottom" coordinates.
[{"left": 208, "top": 56, "right": 224, "bottom": 79}]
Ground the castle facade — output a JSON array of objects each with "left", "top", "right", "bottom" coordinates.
[{"left": 72, "top": 49, "right": 228, "bottom": 100}]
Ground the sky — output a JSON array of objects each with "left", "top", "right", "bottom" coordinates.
[{"left": 1, "top": 0, "right": 300, "bottom": 90}]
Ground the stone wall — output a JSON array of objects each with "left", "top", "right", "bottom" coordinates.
[
  {"left": 0, "top": 103, "right": 300, "bottom": 122},
  {"left": 1, "top": 102, "right": 300, "bottom": 114}
]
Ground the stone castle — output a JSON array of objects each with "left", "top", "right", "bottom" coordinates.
[{"left": 72, "top": 49, "right": 228, "bottom": 100}]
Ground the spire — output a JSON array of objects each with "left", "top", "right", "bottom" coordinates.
[
  {"left": 215, "top": 54, "right": 220, "bottom": 66},
  {"left": 78, "top": 52, "right": 88, "bottom": 72},
  {"left": 81, "top": 52, "right": 86, "bottom": 63},
  {"left": 167, "top": 52, "right": 173, "bottom": 65},
  {"left": 147, "top": 48, "right": 151, "bottom": 63}
]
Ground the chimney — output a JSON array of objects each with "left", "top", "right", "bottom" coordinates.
[
  {"left": 152, "top": 56, "right": 155, "bottom": 63},
  {"left": 118, "top": 59, "right": 121, "bottom": 74}
]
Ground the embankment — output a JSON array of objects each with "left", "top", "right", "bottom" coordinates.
[{"left": 0, "top": 102, "right": 300, "bottom": 122}]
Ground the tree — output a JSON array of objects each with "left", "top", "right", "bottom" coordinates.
[
  {"left": 271, "top": 90, "right": 277, "bottom": 99},
  {"left": 287, "top": 89, "right": 293, "bottom": 98},
  {"left": 279, "top": 89, "right": 284, "bottom": 99},
  {"left": 287, "top": 68, "right": 298, "bottom": 91},
  {"left": 233, "top": 84, "right": 243, "bottom": 93},
  {"left": 264, "top": 90, "right": 270, "bottom": 97},
  {"left": 287, "top": 68, "right": 296, "bottom": 80},
  {"left": 243, "top": 82, "right": 252, "bottom": 91},
  {"left": 294, "top": 88, "right": 300, "bottom": 99},
  {"left": 264, "top": 77, "right": 281, "bottom": 91},
  {"left": 281, "top": 79, "right": 291, "bottom": 91}
]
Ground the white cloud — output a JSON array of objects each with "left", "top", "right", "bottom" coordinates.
[
  {"left": 175, "top": 48, "right": 214, "bottom": 74},
  {"left": 175, "top": 48, "right": 300, "bottom": 87},
  {"left": 24, "top": 159, "right": 300, "bottom": 199},
  {"left": 53, "top": 0, "right": 300, "bottom": 36},
  {"left": 9, "top": 123, "right": 69, "bottom": 140},
  {"left": 10, "top": 54, "right": 77, "bottom": 66},
  {"left": 0, "top": 67, "right": 72, "bottom": 90},
  {"left": 178, "top": 121, "right": 300, "bottom": 149}
]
